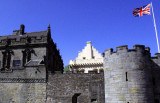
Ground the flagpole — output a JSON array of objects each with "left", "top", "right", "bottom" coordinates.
[{"left": 151, "top": 2, "right": 160, "bottom": 53}]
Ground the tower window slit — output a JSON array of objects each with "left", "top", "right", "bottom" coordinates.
[
  {"left": 126, "top": 72, "right": 128, "bottom": 81},
  {"left": 153, "top": 77, "right": 156, "bottom": 86}
]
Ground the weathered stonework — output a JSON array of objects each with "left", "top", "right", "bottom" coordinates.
[
  {"left": 0, "top": 83, "right": 46, "bottom": 103},
  {"left": 0, "top": 25, "right": 104, "bottom": 103},
  {"left": 103, "top": 45, "right": 160, "bottom": 103},
  {"left": 0, "top": 25, "right": 63, "bottom": 103},
  {"left": 47, "top": 71, "right": 105, "bottom": 103}
]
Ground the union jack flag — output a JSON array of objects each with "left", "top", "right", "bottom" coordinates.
[{"left": 133, "top": 3, "right": 151, "bottom": 17}]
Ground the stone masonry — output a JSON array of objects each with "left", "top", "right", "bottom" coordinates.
[
  {"left": 0, "top": 24, "right": 63, "bottom": 103},
  {"left": 47, "top": 71, "right": 104, "bottom": 103},
  {"left": 103, "top": 45, "right": 160, "bottom": 103}
]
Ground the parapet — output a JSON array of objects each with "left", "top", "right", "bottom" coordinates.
[
  {"left": 104, "top": 45, "right": 150, "bottom": 56},
  {"left": 0, "top": 25, "right": 49, "bottom": 47},
  {"left": 151, "top": 53, "right": 160, "bottom": 62},
  {"left": 152, "top": 53, "right": 160, "bottom": 59}
]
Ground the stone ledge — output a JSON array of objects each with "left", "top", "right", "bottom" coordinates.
[{"left": 0, "top": 78, "right": 46, "bottom": 83}]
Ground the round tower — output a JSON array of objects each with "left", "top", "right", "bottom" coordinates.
[{"left": 103, "top": 45, "right": 154, "bottom": 103}]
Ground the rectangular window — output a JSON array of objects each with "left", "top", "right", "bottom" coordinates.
[
  {"left": 13, "top": 60, "right": 21, "bottom": 67},
  {"left": 153, "top": 77, "right": 156, "bottom": 86},
  {"left": 155, "top": 99, "right": 159, "bottom": 103},
  {"left": 126, "top": 72, "right": 128, "bottom": 81},
  {"left": 91, "top": 99, "right": 97, "bottom": 102}
]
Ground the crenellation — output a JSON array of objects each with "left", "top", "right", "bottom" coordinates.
[
  {"left": 103, "top": 48, "right": 113, "bottom": 56},
  {"left": 151, "top": 53, "right": 160, "bottom": 61},
  {"left": 0, "top": 37, "right": 48, "bottom": 47},
  {"left": 103, "top": 45, "right": 160, "bottom": 103},
  {"left": 155, "top": 53, "right": 160, "bottom": 58},
  {"left": 151, "top": 53, "right": 160, "bottom": 68},
  {"left": 104, "top": 45, "right": 151, "bottom": 59},
  {"left": 0, "top": 34, "right": 48, "bottom": 48},
  {"left": 116, "top": 45, "right": 128, "bottom": 53},
  {"left": 145, "top": 47, "right": 150, "bottom": 52},
  {"left": 133, "top": 44, "right": 145, "bottom": 49}
]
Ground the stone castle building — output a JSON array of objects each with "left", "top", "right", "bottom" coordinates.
[
  {"left": 0, "top": 25, "right": 104, "bottom": 103},
  {"left": 69, "top": 41, "right": 103, "bottom": 73},
  {"left": 0, "top": 25, "right": 160, "bottom": 103}
]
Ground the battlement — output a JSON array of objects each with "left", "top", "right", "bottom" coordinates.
[
  {"left": 0, "top": 24, "right": 50, "bottom": 48},
  {"left": 151, "top": 53, "right": 160, "bottom": 68},
  {"left": 0, "top": 32, "right": 48, "bottom": 47},
  {"left": 152, "top": 53, "right": 160, "bottom": 59},
  {"left": 104, "top": 45, "right": 150, "bottom": 56},
  {"left": 103, "top": 44, "right": 155, "bottom": 103}
]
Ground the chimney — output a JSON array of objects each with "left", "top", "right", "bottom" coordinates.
[
  {"left": 13, "top": 24, "right": 25, "bottom": 35},
  {"left": 20, "top": 24, "right": 25, "bottom": 34}
]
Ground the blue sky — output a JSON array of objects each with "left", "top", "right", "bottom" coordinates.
[{"left": 0, "top": 0, "right": 159, "bottom": 66}]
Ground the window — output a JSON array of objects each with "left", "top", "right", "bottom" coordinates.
[
  {"left": 91, "top": 99, "right": 97, "bottom": 102},
  {"left": 22, "top": 49, "right": 34, "bottom": 66},
  {"left": 155, "top": 99, "right": 159, "bottom": 103},
  {"left": 13, "top": 60, "right": 21, "bottom": 67},
  {"left": 153, "top": 77, "right": 156, "bottom": 86},
  {"left": 2, "top": 50, "right": 13, "bottom": 69},
  {"left": 126, "top": 72, "right": 128, "bottom": 81}
]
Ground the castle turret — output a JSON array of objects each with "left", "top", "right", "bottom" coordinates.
[{"left": 103, "top": 45, "right": 154, "bottom": 103}]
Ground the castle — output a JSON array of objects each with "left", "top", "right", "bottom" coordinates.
[
  {"left": 0, "top": 25, "right": 160, "bottom": 103},
  {"left": 103, "top": 45, "right": 160, "bottom": 103},
  {"left": 0, "top": 25, "right": 104, "bottom": 103}
]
